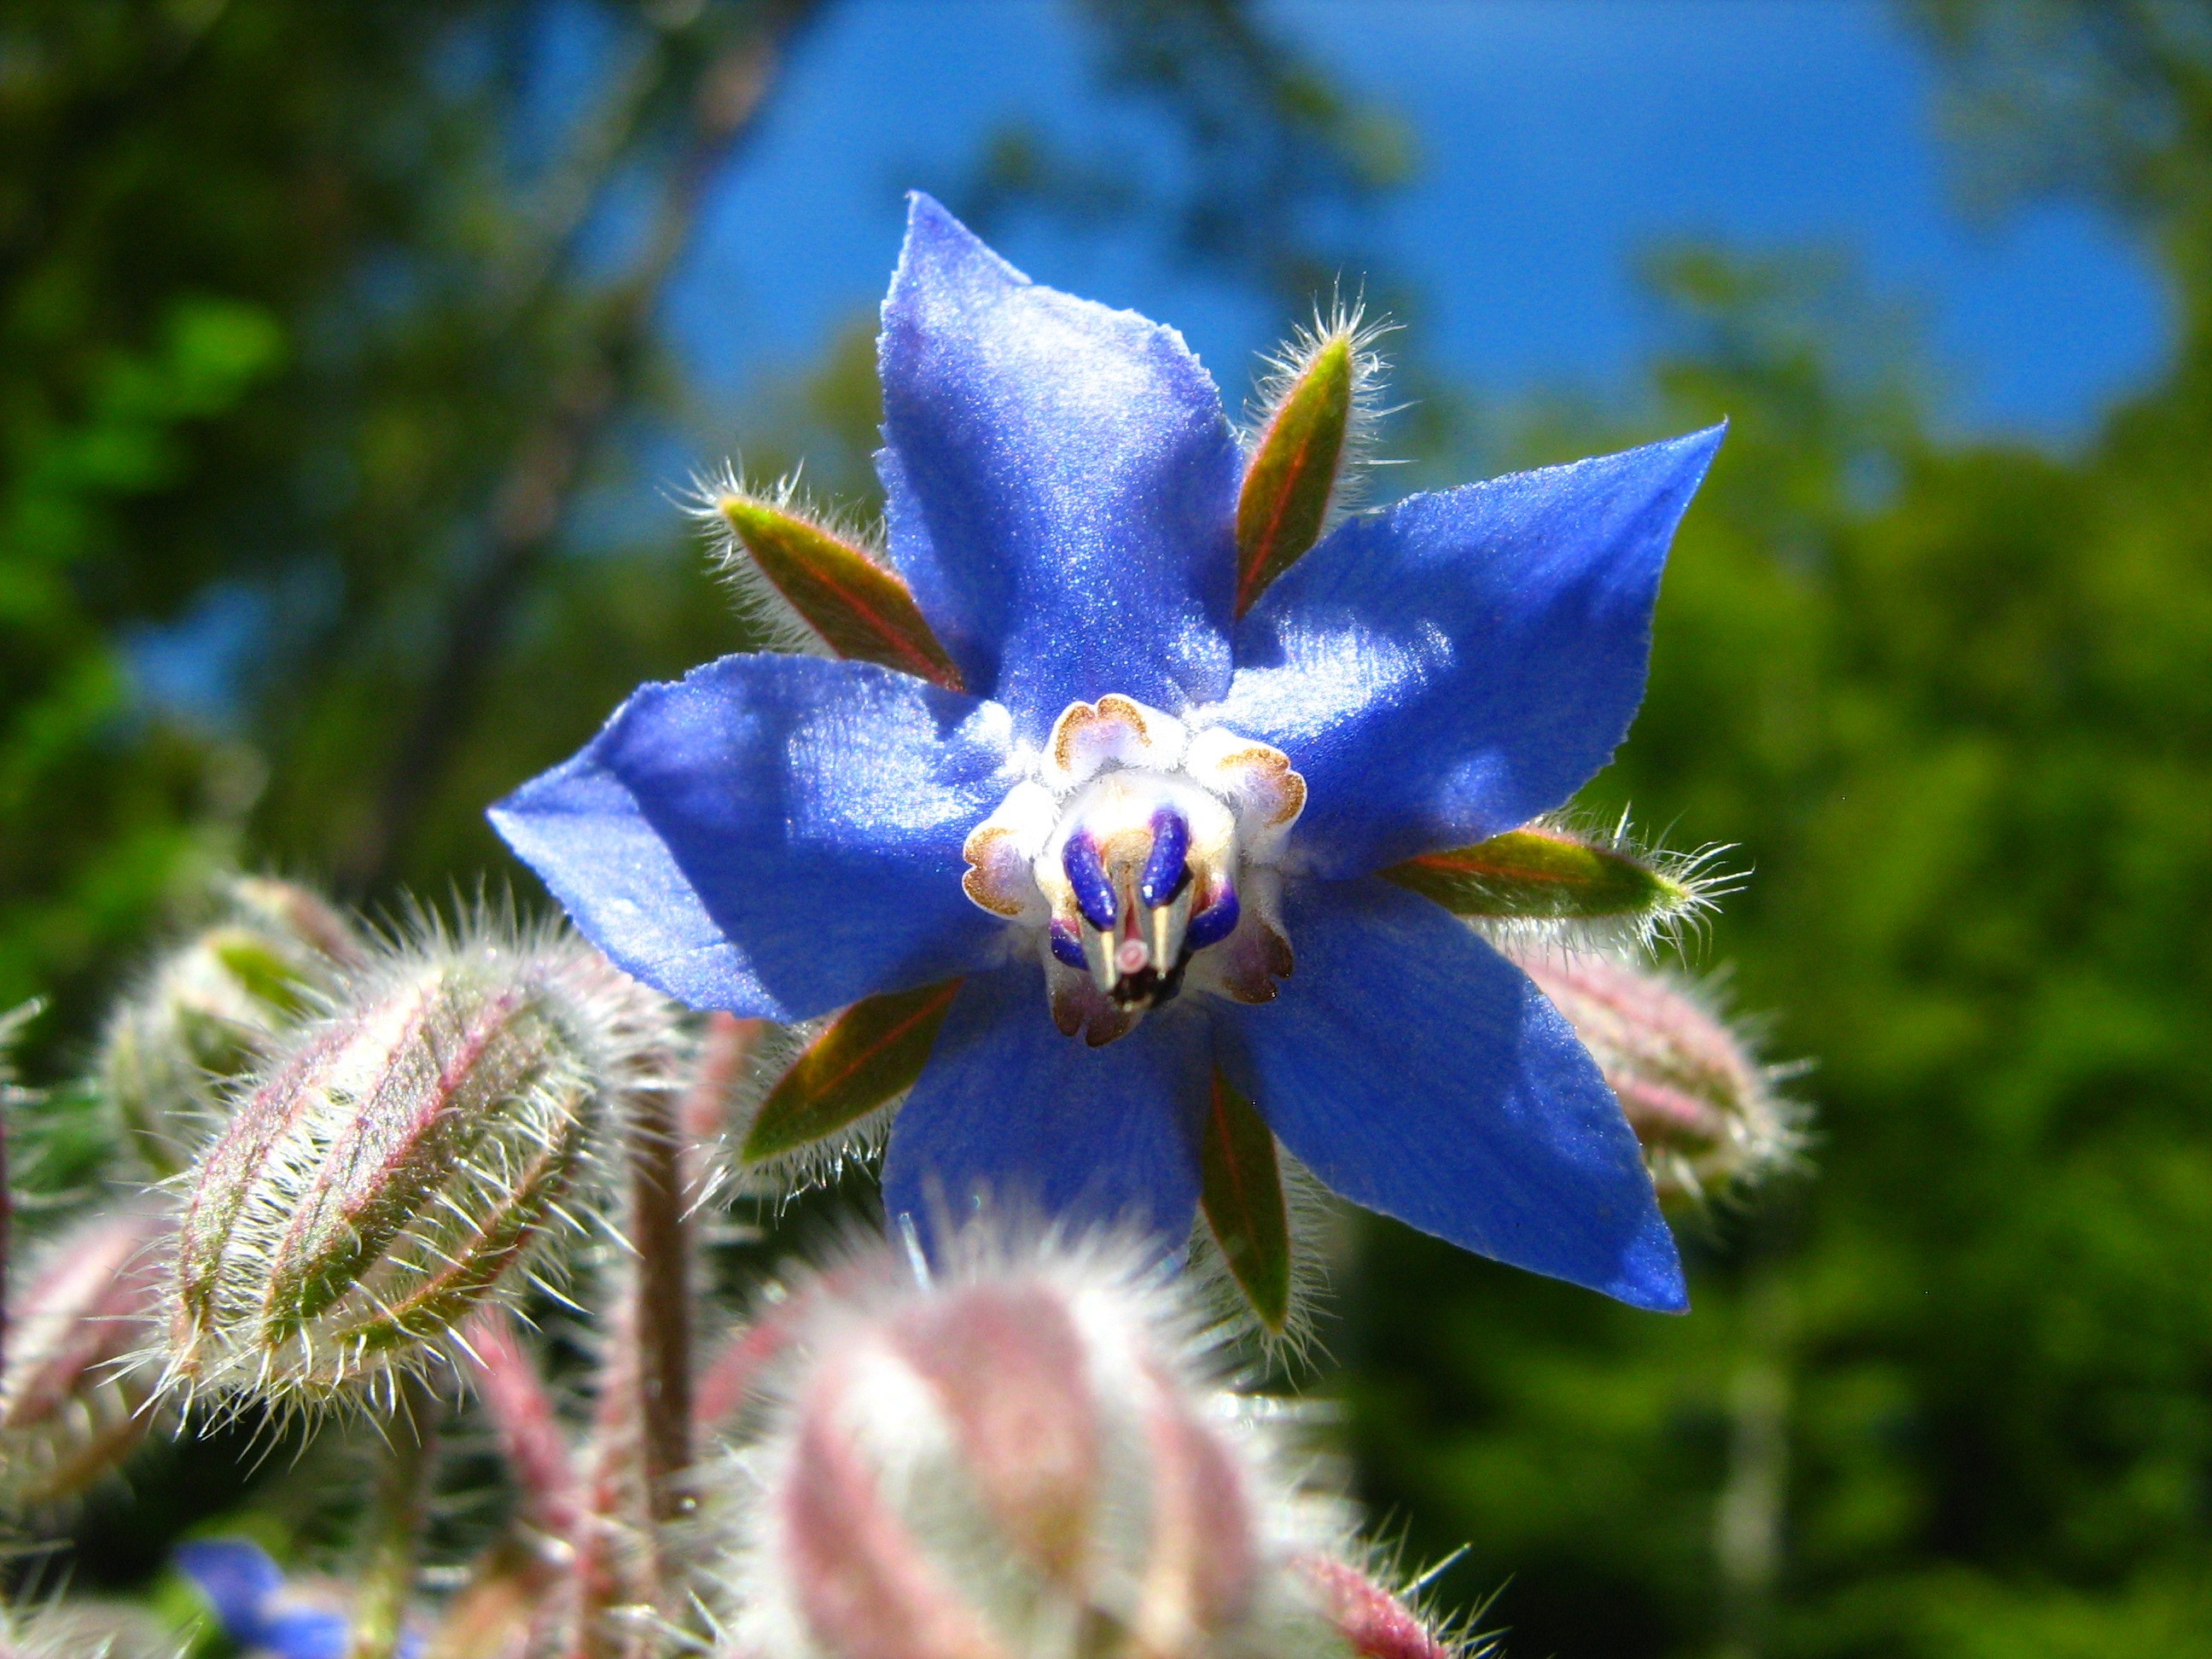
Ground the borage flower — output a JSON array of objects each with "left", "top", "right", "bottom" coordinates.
[
  {"left": 174, "top": 1539, "right": 422, "bottom": 1659},
  {"left": 493, "top": 194, "right": 1722, "bottom": 1321}
]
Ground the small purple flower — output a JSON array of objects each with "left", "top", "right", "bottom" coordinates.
[{"left": 492, "top": 194, "right": 1721, "bottom": 1311}]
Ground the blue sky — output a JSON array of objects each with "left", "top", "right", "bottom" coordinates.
[{"left": 672, "top": 0, "right": 2168, "bottom": 440}]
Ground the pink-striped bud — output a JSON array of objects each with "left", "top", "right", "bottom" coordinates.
[
  {"left": 1295, "top": 1556, "right": 1455, "bottom": 1659},
  {"left": 0, "top": 1206, "right": 168, "bottom": 1507},
  {"left": 163, "top": 923, "right": 682, "bottom": 1404},
  {"left": 98, "top": 876, "right": 363, "bottom": 1176},
  {"left": 710, "top": 1234, "right": 1334, "bottom": 1659},
  {"left": 1509, "top": 947, "right": 1804, "bottom": 1202}
]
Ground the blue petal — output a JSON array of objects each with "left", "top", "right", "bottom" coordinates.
[
  {"left": 1217, "top": 428, "right": 1724, "bottom": 877},
  {"left": 175, "top": 1539, "right": 282, "bottom": 1645},
  {"left": 1208, "top": 878, "right": 1685, "bottom": 1311},
  {"left": 882, "top": 962, "right": 1212, "bottom": 1249},
  {"left": 491, "top": 654, "right": 1013, "bottom": 1022},
  {"left": 257, "top": 1605, "right": 352, "bottom": 1659},
  {"left": 878, "top": 192, "right": 1240, "bottom": 740}
]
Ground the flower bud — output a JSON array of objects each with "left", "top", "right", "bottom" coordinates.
[
  {"left": 1508, "top": 947, "right": 1803, "bottom": 1202},
  {"left": 1295, "top": 1556, "right": 1454, "bottom": 1659},
  {"left": 164, "top": 925, "right": 682, "bottom": 1404},
  {"left": 0, "top": 1206, "right": 168, "bottom": 1507},
  {"left": 99, "top": 876, "right": 364, "bottom": 1176},
  {"left": 710, "top": 1232, "right": 1337, "bottom": 1659}
]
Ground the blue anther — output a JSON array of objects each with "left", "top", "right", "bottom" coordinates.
[
  {"left": 1048, "top": 921, "right": 1089, "bottom": 969},
  {"left": 1185, "top": 886, "right": 1241, "bottom": 952},
  {"left": 1061, "top": 832, "right": 1119, "bottom": 932},
  {"left": 1138, "top": 808, "right": 1191, "bottom": 909}
]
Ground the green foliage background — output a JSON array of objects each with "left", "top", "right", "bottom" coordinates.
[{"left": 3, "top": 3, "right": 2209, "bottom": 1656}]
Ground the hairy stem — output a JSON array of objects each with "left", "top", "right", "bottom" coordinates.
[
  {"left": 626, "top": 1086, "right": 694, "bottom": 1532},
  {"left": 564, "top": 1086, "right": 696, "bottom": 1659},
  {"left": 349, "top": 1370, "right": 442, "bottom": 1659}
]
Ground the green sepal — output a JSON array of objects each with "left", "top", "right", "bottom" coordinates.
[
  {"left": 1199, "top": 1069, "right": 1291, "bottom": 1332},
  {"left": 1236, "top": 332, "right": 1353, "bottom": 618},
  {"left": 1381, "top": 827, "right": 1691, "bottom": 922},
  {"left": 719, "top": 497, "right": 965, "bottom": 690},
  {"left": 742, "top": 978, "right": 963, "bottom": 1163}
]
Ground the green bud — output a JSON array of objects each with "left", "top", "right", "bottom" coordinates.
[
  {"left": 164, "top": 925, "right": 682, "bottom": 1404},
  {"left": 98, "top": 877, "right": 363, "bottom": 1176},
  {"left": 707, "top": 482, "right": 966, "bottom": 690}
]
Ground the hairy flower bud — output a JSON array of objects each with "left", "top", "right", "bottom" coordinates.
[
  {"left": 710, "top": 1232, "right": 1339, "bottom": 1659},
  {"left": 99, "top": 876, "right": 363, "bottom": 1175},
  {"left": 1508, "top": 947, "right": 1804, "bottom": 1202},
  {"left": 0, "top": 1207, "right": 168, "bottom": 1506},
  {"left": 164, "top": 923, "right": 682, "bottom": 1404},
  {"left": 1295, "top": 1557, "right": 1455, "bottom": 1659}
]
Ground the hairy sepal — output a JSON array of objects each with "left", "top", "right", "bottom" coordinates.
[
  {"left": 705, "top": 478, "right": 965, "bottom": 690},
  {"left": 1382, "top": 821, "right": 1726, "bottom": 949},
  {"left": 741, "top": 979, "right": 963, "bottom": 1166},
  {"left": 1197, "top": 1072, "right": 1292, "bottom": 1336},
  {"left": 1236, "top": 304, "right": 1393, "bottom": 618}
]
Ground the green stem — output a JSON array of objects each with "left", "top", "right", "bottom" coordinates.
[{"left": 349, "top": 1369, "right": 441, "bottom": 1659}]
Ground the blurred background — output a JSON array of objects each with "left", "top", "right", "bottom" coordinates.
[{"left": 4, "top": 1, "right": 2209, "bottom": 1655}]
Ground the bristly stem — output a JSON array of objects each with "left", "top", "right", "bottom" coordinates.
[
  {"left": 626, "top": 1084, "right": 693, "bottom": 1531},
  {"left": 566, "top": 1083, "right": 697, "bottom": 1657},
  {"left": 348, "top": 1369, "right": 441, "bottom": 1659}
]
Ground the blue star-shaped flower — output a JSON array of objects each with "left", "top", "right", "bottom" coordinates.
[
  {"left": 173, "top": 1540, "right": 370, "bottom": 1659},
  {"left": 493, "top": 193, "right": 1721, "bottom": 1311}
]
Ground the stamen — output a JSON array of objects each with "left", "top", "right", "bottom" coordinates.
[
  {"left": 1049, "top": 922, "right": 1087, "bottom": 970},
  {"left": 1061, "top": 833, "right": 1118, "bottom": 932},
  {"left": 1138, "top": 809, "right": 1190, "bottom": 908},
  {"left": 965, "top": 696, "right": 1305, "bottom": 1043},
  {"left": 1185, "top": 887, "right": 1240, "bottom": 952}
]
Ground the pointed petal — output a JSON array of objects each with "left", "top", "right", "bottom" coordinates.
[
  {"left": 490, "top": 655, "right": 1012, "bottom": 1022},
  {"left": 877, "top": 193, "right": 1240, "bottom": 739},
  {"left": 882, "top": 963, "right": 1212, "bottom": 1249},
  {"left": 1209, "top": 878, "right": 1685, "bottom": 1311},
  {"left": 1218, "top": 428, "right": 1724, "bottom": 877}
]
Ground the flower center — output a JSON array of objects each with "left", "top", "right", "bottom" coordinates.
[{"left": 962, "top": 695, "right": 1306, "bottom": 1045}]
